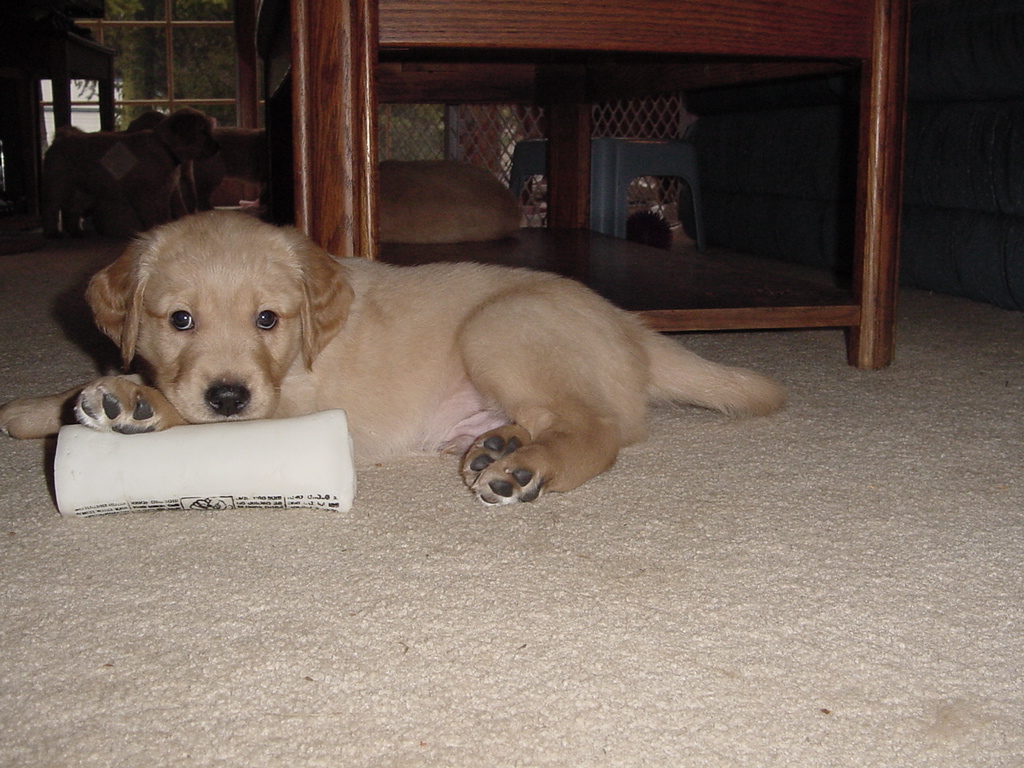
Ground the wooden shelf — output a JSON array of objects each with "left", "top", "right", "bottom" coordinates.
[{"left": 380, "top": 229, "right": 859, "bottom": 332}]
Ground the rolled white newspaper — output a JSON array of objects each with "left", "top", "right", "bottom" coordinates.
[{"left": 54, "top": 410, "right": 356, "bottom": 517}]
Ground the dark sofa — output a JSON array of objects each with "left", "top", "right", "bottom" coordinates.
[{"left": 687, "top": 0, "right": 1024, "bottom": 310}]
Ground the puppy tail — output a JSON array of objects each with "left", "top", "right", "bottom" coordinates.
[{"left": 644, "top": 332, "right": 787, "bottom": 417}]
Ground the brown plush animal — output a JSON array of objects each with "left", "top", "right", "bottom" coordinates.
[{"left": 41, "top": 108, "right": 219, "bottom": 238}]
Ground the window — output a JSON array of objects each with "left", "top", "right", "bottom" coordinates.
[{"left": 53, "top": 0, "right": 240, "bottom": 134}]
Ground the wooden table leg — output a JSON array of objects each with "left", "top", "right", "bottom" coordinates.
[
  {"left": 290, "top": 0, "right": 379, "bottom": 258},
  {"left": 98, "top": 71, "right": 115, "bottom": 131},
  {"left": 539, "top": 66, "right": 591, "bottom": 230},
  {"left": 848, "top": 0, "right": 909, "bottom": 369},
  {"left": 546, "top": 102, "right": 592, "bottom": 230},
  {"left": 50, "top": 41, "right": 72, "bottom": 129}
]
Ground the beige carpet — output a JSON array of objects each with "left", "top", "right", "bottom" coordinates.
[{"left": 1, "top": 237, "right": 1022, "bottom": 767}]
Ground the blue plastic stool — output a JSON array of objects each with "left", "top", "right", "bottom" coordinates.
[{"left": 509, "top": 137, "right": 707, "bottom": 251}]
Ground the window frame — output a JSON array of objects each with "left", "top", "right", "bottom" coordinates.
[{"left": 49, "top": 0, "right": 258, "bottom": 130}]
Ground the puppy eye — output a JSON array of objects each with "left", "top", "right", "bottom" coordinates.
[
  {"left": 170, "top": 310, "right": 194, "bottom": 331},
  {"left": 256, "top": 310, "right": 278, "bottom": 330}
]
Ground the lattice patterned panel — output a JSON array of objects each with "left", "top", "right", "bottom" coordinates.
[
  {"left": 592, "top": 94, "right": 686, "bottom": 138},
  {"left": 450, "top": 105, "right": 546, "bottom": 224},
  {"left": 379, "top": 104, "right": 446, "bottom": 161},
  {"left": 450, "top": 105, "right": 545, "bottom": 177}
]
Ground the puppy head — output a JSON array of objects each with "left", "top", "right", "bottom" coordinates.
[
  {"left": 86, "top": 211, "right": 353, "bottom": 423},
  {"left": 155, "top": 108, "right": 220, "bottom": 163}
]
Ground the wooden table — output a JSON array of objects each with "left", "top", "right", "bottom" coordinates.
[
  {"left": 258, "top": 0, "right": 908, "bottom": 368},
  {"left": 0, "top": 28, "right": 116, "bottom": 131}
]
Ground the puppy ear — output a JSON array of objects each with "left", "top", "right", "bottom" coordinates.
[
  {"left": 86, "top": 239, "right": 149, "bottom": 366},
  {"left": 293, "top": 235, "right": 354, "bottom": 369}
]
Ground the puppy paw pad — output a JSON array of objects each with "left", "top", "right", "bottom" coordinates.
[
  {"left": 482, "top": 436, "right": 506, "bottom": 452},
  {"left": 510, "top": 468, "right": 534, "bottom": 486},
  {"left": 132, "top": 398, "right": 154, "bottom": 420},
  {"left": 102, "top": 392, "right": 122, "bottom": 420},
  {"left": 469, "top": 453, "right": 496, "bottom": 472},
  {"left": 488, "top": 479, "right": 516, "bottom": 498}
]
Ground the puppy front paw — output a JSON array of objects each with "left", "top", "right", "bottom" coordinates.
[{"left": 76, "top": 378, "right": 168, "bottom": 434}]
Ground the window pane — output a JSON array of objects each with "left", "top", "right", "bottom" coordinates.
[
  {"left": 40, "top": 81, "right": 103, "bottom": 140},
  {"left": 172, "top": 0, "right": 233, "bottom": 21},
  {"left": 106, "top": 27, "right": 169, "bottom": 102},
  {"left": 105, "top": 0, "right": 167, "bottom": 21},
  {"left": 173, "top": 27, "right": 235, "bottom": 101}
]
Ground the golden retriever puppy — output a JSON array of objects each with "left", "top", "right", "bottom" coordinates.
[
  {"left": 379, "top": 160, "right": 523, "bottom": 243},
  {"left": 0, "top": 211, "right": 785, "bottom": 504},
  {"left": 41, "top": 108, "right": 219, "bottom": 238}
]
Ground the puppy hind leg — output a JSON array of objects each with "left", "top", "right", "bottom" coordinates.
[{"left": 458, "top": 294, "right": 647, "bottom": 504}]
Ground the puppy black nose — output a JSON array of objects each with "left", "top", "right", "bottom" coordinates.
[{"left": 205, "top": 383, "right": 250, "bottom": 416}]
